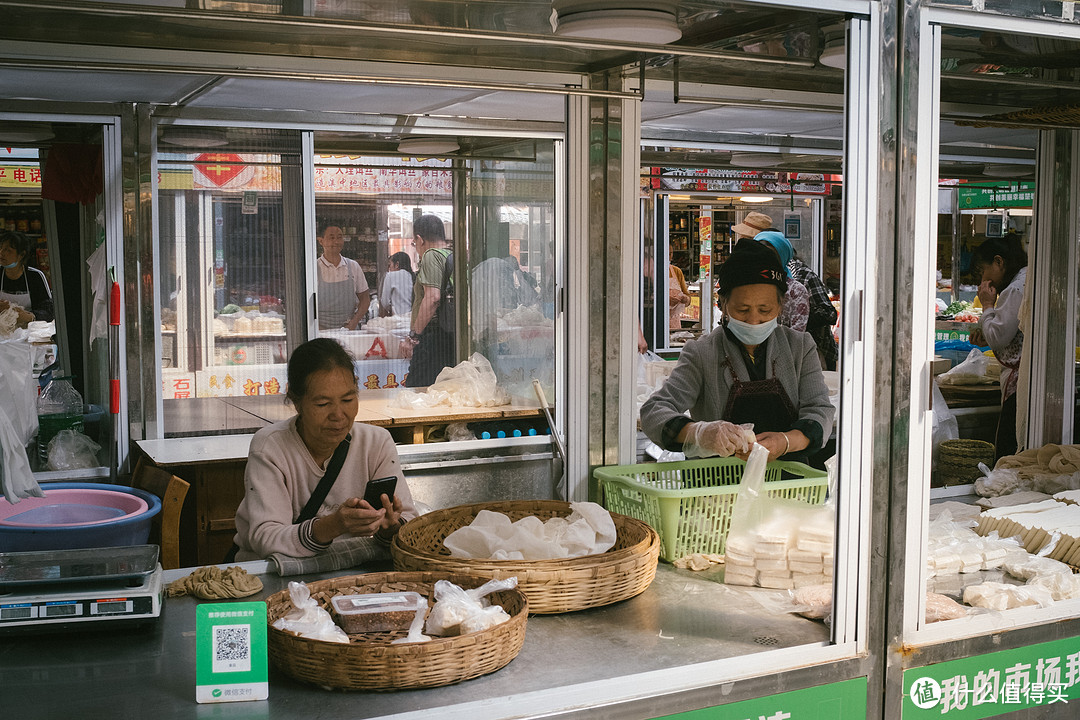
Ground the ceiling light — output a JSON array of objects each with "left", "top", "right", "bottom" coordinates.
[
  {"left": 159, "top": 127, "right": 228, "bottom": 148},
  {"left": 397, "top": 138, "right": 460, "bottom": 155},
  {"left": 0, "top": 122, "right": 54, "bottom": 144},
  {"left": 739, "top": 196, "right": 774, "bottom": 203},
  {"left": 730, "top": 152, "right": 784, "bottom": 168},
  {"left": 983, "top": 163, "right": 1033, "bottom": 178},
  {"left": 552, "top": 1, "right": 681, "bottom": 44}
]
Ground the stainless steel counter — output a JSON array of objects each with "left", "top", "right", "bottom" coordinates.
[{"left": 1, "top": 561, "right": 829, "bottom": 719}]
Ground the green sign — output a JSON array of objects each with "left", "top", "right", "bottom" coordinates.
[
  {"left": 655, "top": 677, "right": 867, "bottom": 719},
  {"left": 903, "top": 635, "right": 1080, "bottom": 718},
  {"left": 957, "top": 184, "right": 1034, "bottom": 209},
  {"left": 195, "top": 602, "right": 269, "bottom": 704}
]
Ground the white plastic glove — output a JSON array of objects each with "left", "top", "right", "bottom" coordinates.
[{"left": 682, "top": 420, "right": 755, "bottom": 458}]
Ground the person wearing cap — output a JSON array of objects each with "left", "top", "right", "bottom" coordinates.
[
  {"left": 758, "top": 231, "right": 839, "bottom": 371},
  {"left": 640, "top": 239, "right": 833, "bottom": 464},
  {"left": 755, "top": 230, "right": 811, "bottom": 332},
  {"left": 731, "top": 211, "right": 810, "bottom": 331},
  {"left": 731, "top": 211, "right": 774, "bottom": 240}
]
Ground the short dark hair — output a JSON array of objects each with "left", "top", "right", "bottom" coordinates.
[
  {"left": 0, "top": 230, "right": 32, "bottom": 262},
  {"left": 413, "top": 214, "right": 446, "bottom": 244},
  {"left": 316, "top": 223, "right": 342, "bottom": 239},
  {"left": 971, "top": 235, "right": 1027, "bottom": 288},
  {"left": 286, "top": 338, "right": 356, "bottom": 405}
]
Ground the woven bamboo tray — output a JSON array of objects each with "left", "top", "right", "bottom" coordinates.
[
  {"left": 938, "top": 438, "right": 996, "bottom": 487},
  {"left": 265, "top": 571, "right": 528, "bottom": 691},
  {"left": 390, "top": 500, "right": 660, "bottom": 614}
]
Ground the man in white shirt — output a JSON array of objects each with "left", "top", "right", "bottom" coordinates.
[{"left": 316, "top": 224, "right": 370, "bottom": 330}]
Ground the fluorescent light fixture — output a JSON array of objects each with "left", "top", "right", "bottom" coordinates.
[
  {"left": 0, "top": 123, "right": 54, "bottom": 143},
  {"left": 159, "top": 126, "right": 228, "bottom": 148},
  {"left": 731, "top": 152, "right": 784, "bottom": 168},
  {"left": 983, "top": 163, "right": 1032, "bottom": 178},
  {"left": 553, "top": 1, "right": 681, "bottom": 44},
  {"left": 397, "top": 137, "right": 460, "bottom": 155},
  {"left": 739, "top": 196, "right": 774, "bottom": 203}
]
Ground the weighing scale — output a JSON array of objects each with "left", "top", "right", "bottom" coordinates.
[{"left": 0, "top": 545, "right": 163, "bottom": 633}]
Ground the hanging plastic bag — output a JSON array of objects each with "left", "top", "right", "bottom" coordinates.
[
  {"left": 47, "top": 429, "right": 101, "bottom": 471},
  {"left": 424, "top": 577, "right": 518, "bottom": 636},
  {"left": 931, "top": 382, "right": 958, "bottom": 472},
  {"left": 271, "top": 581, "right": 349, "bottom": 643},
  {"left": 0, "top": 403, "right": 42, "bottom": 504}
]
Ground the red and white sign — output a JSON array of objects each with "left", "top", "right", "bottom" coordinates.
[{"left": 193, "top": 153, "right": 255, "bottom": 188}]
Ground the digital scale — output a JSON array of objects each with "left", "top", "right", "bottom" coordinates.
[{"left": 0, "top": 545, "right": 163, "bottom": 633}]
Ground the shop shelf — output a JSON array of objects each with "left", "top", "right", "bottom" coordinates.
[{"left": 594, "top": 457, "right": 828, "bottom": 562}]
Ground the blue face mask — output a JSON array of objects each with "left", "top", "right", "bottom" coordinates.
[
  {"left": 2, "top": 260, "right": 19, "bottom": 269},
  {"left": 726, "top": 316, "right": 777, "bottom": 346}
]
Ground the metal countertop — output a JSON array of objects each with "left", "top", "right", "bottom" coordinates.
[{"left": 1, "top": 561, "right": 828, "bottom": 720}]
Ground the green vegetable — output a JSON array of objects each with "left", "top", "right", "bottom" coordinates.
[{"left": 221, "top": 304, "right": 241, "bottom": 315}]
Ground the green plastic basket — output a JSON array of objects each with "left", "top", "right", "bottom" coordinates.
[{"left": 594, "top": 457, "right": 828, "bottom": 562}]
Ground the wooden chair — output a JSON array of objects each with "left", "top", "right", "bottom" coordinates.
[{"left": 131, "top": 458, "right": 190, "bottom": 570}]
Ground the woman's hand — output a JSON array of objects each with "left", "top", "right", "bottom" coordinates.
[
  {"left": 977, "top": 280, "right": 998, "bottom": 309},
  {"left": 743, "top": 430, "right": 809, "bottom": 461},
  {"left": 311, "top": 495, "right": 401, "bottom": 544},
  {"left": 969, "top": 327, "right": 985, "bottom": 347}
]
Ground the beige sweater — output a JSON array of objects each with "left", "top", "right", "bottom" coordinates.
[{"left": 233, "top": 417, "right": 417, "bottom": 560}]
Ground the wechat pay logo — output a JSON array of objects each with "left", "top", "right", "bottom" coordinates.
[
  {"left": 212, "top": 689, "right": 222, "bottom": 698},
  {"left": 910, "top": 677, "right": 942, "bottom": 710}
]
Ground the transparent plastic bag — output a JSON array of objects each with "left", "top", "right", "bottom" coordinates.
[
  {"left": 271, "top": 581, "right": 349, "bottom": 643},
  {"left": 424, "top": 577, "right": 517, "bottom": 636},
  {"left": 393, "top": 353, "right": 510, "bottom": 408},
  {"left": 46, "top": 429, "right": 100, "bottom": 471},
  {"left": 973, "top": 462, "right": 1028, "bottom": 497},
  {"left": 938, "top": 348, "right": 992, "bottom": 385}
]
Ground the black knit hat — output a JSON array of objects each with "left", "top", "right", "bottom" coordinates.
[{"left": 717, "top": 238, "right": 788, "bottom": 296}]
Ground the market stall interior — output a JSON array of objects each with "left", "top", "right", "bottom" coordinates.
[{"left": 4, "top": 2, "right": 1080, "bottom": 717}]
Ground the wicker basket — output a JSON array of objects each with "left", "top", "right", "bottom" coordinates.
[
  {"left": 937, "top": 439, "right": 996, "bottom": 487},
  {"left": 265, "top": 571, "right": 528, "bottom": 691},
  {"left": 390, "top": 500, "right": 660, "bottom": 614}
]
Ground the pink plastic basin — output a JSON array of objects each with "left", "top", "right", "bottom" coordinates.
[{"left": 0, "top": 489, "right": 148, "bottom": 527}]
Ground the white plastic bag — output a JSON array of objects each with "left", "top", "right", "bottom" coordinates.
[
  {"left": 0, "top": 403, "right": 42, "bottom": 504},
  {"left": 390, "top": 596, "right": 432, "bottom": 645},
  {"left": 443, "top": 502, "right": 616, "bottom": 560},
  {"left": 931, "top": 383, "right": 958, "bottom": 472},
  {"left": 424, "top": 577, "right": 517, "bottom": 637},
  {"left": 938, "top": 348, "right": 993, "bottom": 385},
  {"left": 973, "top": 462, "right": 1028, "bottom": 497},
  {"left": 393, "top": 353, "right": 510, "bottom": 408},
  {"left": 47, "top": 429, "right": 101, "bottom": 471},
  {"left": 271, "top": 581, "right": 349, "bottom": 643},
  {"left": 0, "top": 340, "right": 37, "bottom": 445}
]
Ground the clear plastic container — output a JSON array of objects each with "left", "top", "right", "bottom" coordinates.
[{"left": 330, "top": 591, "right": 426, "bottom": 633}]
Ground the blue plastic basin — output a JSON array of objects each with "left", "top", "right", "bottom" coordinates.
[{"left": 0, "top": 483, "right": 162, "bottom": 552}]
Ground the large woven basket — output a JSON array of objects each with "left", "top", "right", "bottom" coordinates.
[
  {"left": 265, "top": 571, "right": 528, "bottom": 691},
  {"left": 937, "top": 439, "right": 996, "bottom": 486},
  {"left": 390, "top": 500, "right": 660, "bottom": 614}
]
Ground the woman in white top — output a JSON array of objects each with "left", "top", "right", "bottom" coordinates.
[
  {"left": 968, "top": 235, "right": 1028, "bottom": 460},
  {"left": 379, "top": 251, "right": 414, "bottom": 317}
]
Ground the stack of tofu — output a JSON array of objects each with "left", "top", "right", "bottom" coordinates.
[{"left": 724, "top": 518, "right": 834, "bottom": 590}]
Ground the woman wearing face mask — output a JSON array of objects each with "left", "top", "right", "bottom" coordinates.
[
  {"left": 0, "top": 230, "right": 53, "bottom": 329},
  {"left": 641, "top": 239, "right": 833, "bottom": 463}
]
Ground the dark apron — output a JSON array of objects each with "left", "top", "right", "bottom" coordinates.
[{"left": 722, "top": 356, "right": 804, "bottom": 462}]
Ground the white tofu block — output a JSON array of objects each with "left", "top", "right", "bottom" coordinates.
[
  {"left": 753, "top": 541, "right": 789, "bottom": 559},
  {"left": 724, "top": 568, "right": 757, "bottom": 586},
  {"left": 932, "top": 553, "right": 961, "bottom": 575},
  {"left": 788, "top": 549, "right": 822, "bottom": 564},
  {"left": 724, "top": 548, "right": 755, "bottom": 567},
  {"left": 796, "top": 539, "right": 833, "bottom": 554},
  {"left": 755, "top": 557, "right": 789, "bottom": 572},
  {"left": 789, "top": 560, "right": 824, "bottom": 575},
  {"left": 758, "top": 573, "right": 794, "bottom": 590},
  {"left": 792, "top": 572, "right": 827, "bottom": 588}
]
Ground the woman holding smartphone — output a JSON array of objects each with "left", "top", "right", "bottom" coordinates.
[{"left": 232, "top": 338, "right": 418, "bottom": 561}]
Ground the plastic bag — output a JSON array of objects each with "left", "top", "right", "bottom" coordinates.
[
  {"left": 390, "top": 596, "right": 432, "bottom": 645},
  {"left": 938, "top": 348, "right": 993, "bottom": 385},
  {"left": 723, "top": 444, "right": 836, "bottom": 589},
  {"left": 0, "top": 340, "right": 37, "bottom": 445},
  {"left": 424, "top": 577, "right": 517, "bottom": 637},
  {"left": 931, "top": 383, "right": 958, "bottom": 472},
  {"left": 963, "top": 581, "right": 1054, "bottom": 611},
  {"left": 393, "top": 353, "right": 510, "bottom": 408},
  {"left": 0, "top": 402, "right": 42, "bottom": 504},
  {"left": 271, "top": 581, "right": 349, "bottom": 643},
  {"left": 443, "top": 502, "right": 616, "bottom": 560},
  {"left": 47, "top": 429, "right": 101, "bottom": 471},
  {"left": 973, "top": 462, "right": 1028, "bottom": 497}
]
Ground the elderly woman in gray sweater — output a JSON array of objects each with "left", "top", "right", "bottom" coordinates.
[{"left": 641, "top": 239, "right": 833, "bottom": 463}]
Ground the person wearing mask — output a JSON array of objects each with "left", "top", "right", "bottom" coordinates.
[
  {"left": 757, "top": 231, "right": 837, "bottom": 367},
  {"left": 401, "top": 214, "right": 455, "bottom": 386},
  {"left": 317, "top": 224, "right": 370, "bottom": 331},
  {"left": 378, "top": 251, "right": 414, "bottom": 317},
  {"left": 641, "top": 239, "right": 832, "bottom": 464},
  {"left": 232, "top": 338, "right": 418, "bottom": 560},
  {"left": 0, "top": 230, "right": 53, "bottom": 328},
  {"left": 968, "top": 235, "right": 1028, "bottom": 459}
]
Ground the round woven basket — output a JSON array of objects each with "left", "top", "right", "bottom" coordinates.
[
  {"left": 265, "top": 571, "right": 528, "bottom": 691},
  {"left": 938, "top": 439, "right": 996, "bottom": 486},
  {"left": 390, "top": 499, "right": 660, "bottom": 614}
]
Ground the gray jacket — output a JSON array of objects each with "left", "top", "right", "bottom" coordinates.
[{"left": 640, "top": 325, "right": 833, "bottom": 449}]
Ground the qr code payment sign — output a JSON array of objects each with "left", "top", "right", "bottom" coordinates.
[{"left": 212, "top": 624, "right": 251, "bottom": 673}]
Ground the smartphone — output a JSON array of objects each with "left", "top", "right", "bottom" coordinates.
[{"left": 362, "top": 476, "right": 398, "bottom": 508}]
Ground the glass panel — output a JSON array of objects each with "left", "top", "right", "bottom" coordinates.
[{"left": 157, "top": 128, "right": 303, "bottom": 437}]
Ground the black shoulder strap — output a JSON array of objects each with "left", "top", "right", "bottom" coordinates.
[
  {"left": 441, "top": 250, "right": 454, "bottom": 296},
  {"left": 295, "top": 434, "right": 351, "bottom": 524}
]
